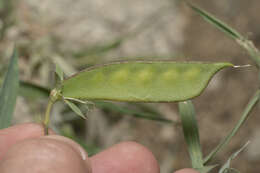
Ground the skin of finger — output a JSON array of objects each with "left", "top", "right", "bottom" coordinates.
[
  {"left": 0, "top": 137, "right": 90, "bottom": 173},
  {"left": 174, "top": 168, "right": 200, "bottom": 173},
  {"left": 90, "top": 141, "right": 160, "bottom": 173},
  {"left": 43, "top": 135, "right": 91, "bottom": 172},
  {"left": 0, "top": 123, "right": 54, "bottom": 160},
  {"left": 0, "top": 124, "right": 196, "bottom": 173}
]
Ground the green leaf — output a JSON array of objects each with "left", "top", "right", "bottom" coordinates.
[
  {"left": 178, "top": 100, "right": 204, "bottom": 169},
  {"left": 187, "top": 3, "right": 243, "bottom": 40},
  {"left": 1, "top": 80, "right": 50, "bottom": 100},
  {"left": 62, "top": 61, "right": 233, "bottom": 102},
  {"left": 95, "top": 101, "right": 173, "bottom": 123},
  {"left": 19, "top": 81, "right": 50, "bottom": 100},
  {"left": 0, "top": 48, "right": 19, "bottom": 129},
  {"left": 56, "top": 64, "right": 64, "bottom": 81},
  {"left": 64, "top": 99, "right": 86, "bottom": 119},
  {"left": 204, "top": 90, "right": 260, "bottom": 164},
  {"left": 219, "top": 142, "right": 249, "bottom": 173}
]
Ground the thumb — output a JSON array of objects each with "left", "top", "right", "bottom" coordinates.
[{"left": 0, "top": 135, "right": 91, "bottom": 173}]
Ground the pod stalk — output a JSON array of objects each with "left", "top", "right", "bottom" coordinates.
[{"left": 43, "top": 88, "right": 61, "bottom": 135}]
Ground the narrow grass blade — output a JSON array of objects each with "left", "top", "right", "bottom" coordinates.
[
  {"left": 64, "top": 100, "right": 86, "bottom": 119},
  {"left": 219, "top": 142, "right": 249, "bottom": 173},
  {"left": 188, "top": 3, "right": 260, "bottom": 67},
  {"left": 187, "top": 3, "right": 243, "bottom": 40},
  {"left": 19, "top": 81, "right": 50, "bottom": 99},
  {"left": 0, "top": 48, "right": 19, "bottom": 129},
  {"left": 1, "top": 80, "right": 50, "bottom": 99},
  {"left": 95, "top": 101, "right": 173, "bottom": 123},
  {"left": 204, "top": 90, "right": 260, "bottom": 164},
  {"left": 178, "top": 100, "right": 204, "bottom": 169}
]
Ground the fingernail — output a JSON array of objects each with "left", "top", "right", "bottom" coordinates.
[
  {"left": 42, "top": 135, "right": 92, "bottom": 173},
  {"left": 42, "top": 135, "right": 87, "bottom": 161}
]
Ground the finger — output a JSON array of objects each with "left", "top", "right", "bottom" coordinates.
[
  {"left": 0, "top": 123, "right": 54, "bottom": 159},
  {"left": 0, "top": 135, "right": 91, "bottom": 173},
  {"left": 174, "top": 168, "right": 200, "bottom": 173},
  {"left": 90, "top": 141, "right": 160, "bottom": 173}
]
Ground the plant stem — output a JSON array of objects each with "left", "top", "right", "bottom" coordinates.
[
  {"left": 43, "top": 99, "right": 54, "bottom": 135},
  {"left": 43, "top": 88, "right": 61, "bottom": 135},
  {"left": 237, "top": 39, "right": 260, "bottom": 68}
]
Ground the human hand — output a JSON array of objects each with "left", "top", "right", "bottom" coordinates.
[{"left": 0, "top": 123, "right": 199, "bottom": 173}]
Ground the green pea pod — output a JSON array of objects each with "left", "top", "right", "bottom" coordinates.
[{"left": 61, "top": 61, "right": 233, "bottom": 102}]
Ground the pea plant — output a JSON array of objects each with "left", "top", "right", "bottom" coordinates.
[{"left": 0, "top": 2, "right": 260, "bottom": 173}]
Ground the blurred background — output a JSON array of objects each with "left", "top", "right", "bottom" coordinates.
[{"left": 0, "top": 0, "right": 260, "bottom": 172}]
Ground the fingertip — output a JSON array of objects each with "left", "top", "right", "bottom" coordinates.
[
  {"left": 0, "top": 123, "right": 44, "bottom": 135},
  {"left": 0, "top": 123, "right": 54, "bottom": 160},
  {"left": 0, "top": 123, "right": 54, "bottom": 138},
  {"left": 0, "top": 136, "right": 90, "bottom": 173},
  {"left": 118, "top": 141, "right": 160, "bottom": 173},
  {"left": 43, "top": 135, "right": 91, "bottom": 170},
  {"left": 91, "top": 141, "right": 159, "bottom": 173}
]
